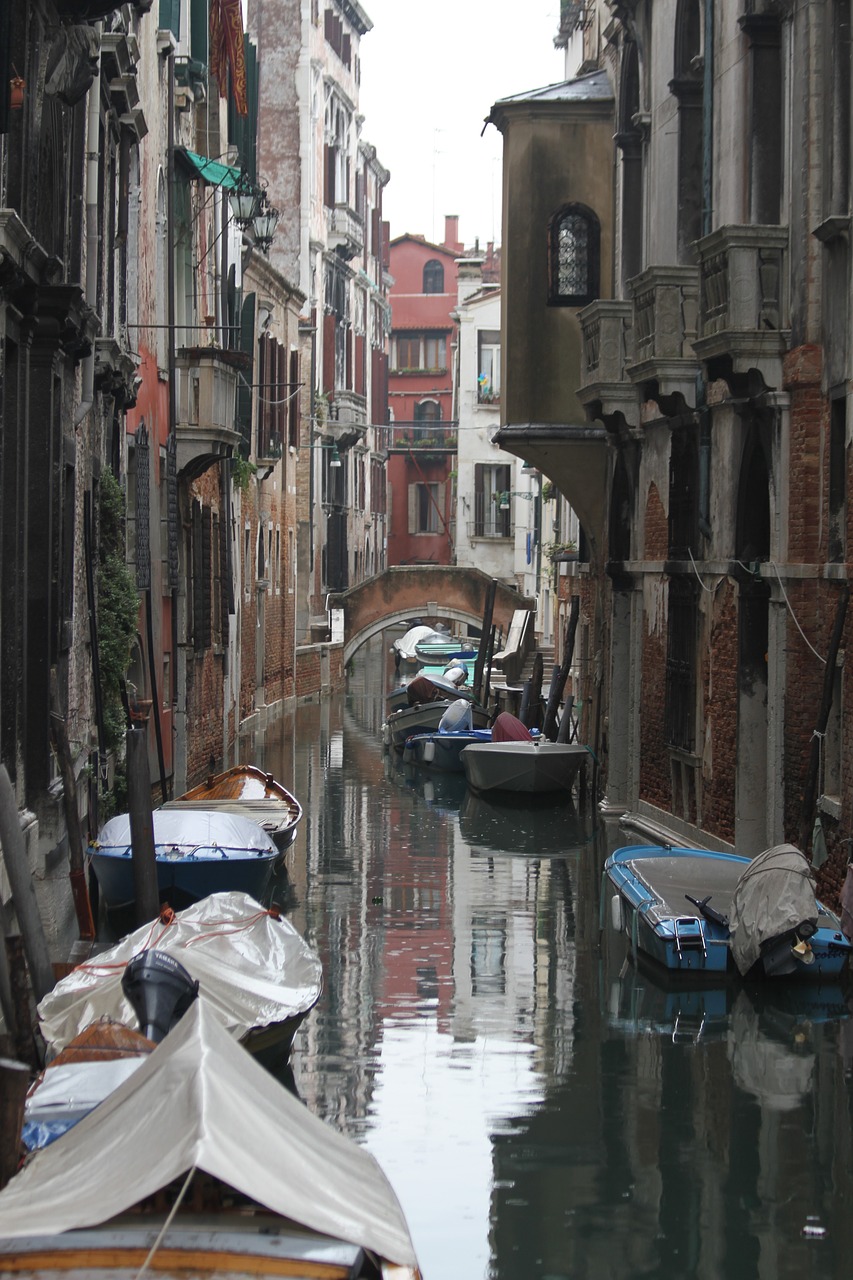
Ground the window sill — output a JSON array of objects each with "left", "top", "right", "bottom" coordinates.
[{"left": 818, "top": 794, "right": 842, "bottom": 821}]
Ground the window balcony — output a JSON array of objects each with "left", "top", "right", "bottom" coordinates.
[
  {"left": 625, "top": 265, "right": 700, "bottom": 414},
  {"left": 327, "top": 204, "right": 364, "bottom": 260},
  {"left": 576, "top": 300, "right": 637, "bottom": 429},
  {"left": 328, "top": 389, "right": 367, "bottom": 433},
  {"left": 388, "top": 422, "right": 458, "bottom": 451},
  {"left": 693, "top": 224, "right": 789, "bottom": 395},
  {"left": 175, "top": 347, "right": 247, "bottom": 480}
]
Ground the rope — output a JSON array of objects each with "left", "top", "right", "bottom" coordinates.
[
  {"left": 770, "top": 562, "right": 826, "bottom": 665},
  {"left": 70, "top": 907, "right": 279, "bottom": 974},
  {"left": 687, "top": 548, "right": 716, "bottom": 593},
  {"left": 133, "top": 1165, "right": 196, "bottom": 1279}
]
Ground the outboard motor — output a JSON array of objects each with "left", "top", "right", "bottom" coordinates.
[{"left": 121, "top": 950, "right": 199, "bottom": 1044}]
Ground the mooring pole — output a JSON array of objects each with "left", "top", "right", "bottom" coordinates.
[{"left": 126, "top": 727, "right": 160, "bottom": 925}]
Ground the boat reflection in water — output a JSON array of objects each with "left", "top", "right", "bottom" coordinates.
[{"left": 459, "top": 788, "right": 585, "bottom": 857}]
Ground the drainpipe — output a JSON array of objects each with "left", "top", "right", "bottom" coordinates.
[
  {"left": 74, "top": 22, "right": 102, "bottom": 428},
  {"left": 697, "top": 0, "right": 714, "bottom": 540}
]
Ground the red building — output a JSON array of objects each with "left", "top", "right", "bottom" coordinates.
[{"left": 386, "top": 217, "right": 464, "bottom": 566}]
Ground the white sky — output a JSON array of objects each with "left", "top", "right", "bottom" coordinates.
[{"left": 358, "top": 1, "right": 566, "bottom": 250}]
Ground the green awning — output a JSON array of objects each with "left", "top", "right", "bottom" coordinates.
[{"left": 176, "top": 148, "right": 242, "bottom": 191}]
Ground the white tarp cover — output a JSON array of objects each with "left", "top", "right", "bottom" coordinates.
[
  {"left": 728, "top": 844, "right": 819, "bottom": 976},
  {"left": 0, "top": 1001, "right": 420, "bottom": 1270},
  {"left": 93, "top": 808, "right": 279, "bottom": 858},
  {"left": 38, "top": 891, "right": 323, "bottom": 1053}
]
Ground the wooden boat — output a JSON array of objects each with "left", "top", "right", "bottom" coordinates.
[
  {"left": 603, "top": 843, "right": 853, "bottom": 980},
  {"left": 89, "top": 809, "right": 280, "bottom": 911},
  {"left": 0, "top": 1001, "right": 422, "bottom": 1279},
  {"left": 161, "top": 764, "right": 302, "bottom": 854},
  {"left": 37, "top": 891, "right": 323, "bottom": 1070},
  {"left": 459, "top": 712, "right": 589, "bottom": 794}
]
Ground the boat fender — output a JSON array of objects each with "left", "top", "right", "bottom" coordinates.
[
  {"left": 423, "top": 740, "right": 435, "bottom": 763},
  {"left": 610, "top": 894, "right": 623, "bottom": 932}
]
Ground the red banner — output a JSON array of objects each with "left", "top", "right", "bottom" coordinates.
[{"left": 209, "top": 0, "right": 247, "bottom": 116}]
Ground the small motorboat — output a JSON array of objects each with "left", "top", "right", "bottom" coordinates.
[
  {"left": 413, "top": 635, "right": 479, "bottom": 664},
  {"left": 383, "top": 680, "right": 491, "bottom": 752},
  {"left": 459, "top": 712, "right": 589, "bottom": 794},
  {"left": 402, "top": 697, "right": 495, "bottom": 773},
  {"left": 386, "top": 661, "right": 471, "bottom": 713},
  {"left": 0, "top": 1001, "right": 423, "bottom": 1279},
  {"left": 37, "top": 890, "right": 323, "bottom": 1069},
  {"left": 161, "top": 763, "right": 302, "bottom": 854},
  {"left": 89, "top": 808, "right": 281, "bottom": 911},
  {"left": 603, "top": 843, "right": 853, "bottom": 979},
  {"left": 392, "top": 623, "right": 448, "bottom": 666}
]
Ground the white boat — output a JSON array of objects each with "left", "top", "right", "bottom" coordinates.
[
  {"left": 459, "top": 712, "right": 589, "bottom": 794},
  {"left": 392, "top": 623, "right": 447, "bottom": 666},
  {"left": 37, "top": 891, "right": 323, "bottom": 1067},
  {"left": 0, "top": 1000, "right": 422, "bottom": 1279}
]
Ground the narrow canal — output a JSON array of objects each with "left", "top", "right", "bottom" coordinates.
[{"left": 244, "top": 632, "right": 853, "bottom": 1280}]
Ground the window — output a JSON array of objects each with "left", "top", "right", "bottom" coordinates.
[
  {"left": 474, "top": 463, "right": 511, "bottom": 538},
  {"left": 408, "top": 482, "right": 445, "bottom": 534},
  {"left": 829, "top": 397, "right": 847, "bottom": 563},
  {"left": 477, "top": 330, "right": 501, "bottom": 402},
  {"left": 665, "top": 577, "right": 697, "bottom": 751},
  {"left": 393, "top": 332, "right": 446, "bottom": 371},
  {"left": 423, "top": 259, "right": 444, "bottom": 293},
  {"left": 548, "top": 205, "right": 600, "bottom": 306}
]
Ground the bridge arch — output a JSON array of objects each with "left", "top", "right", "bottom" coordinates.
[{"left": 329, "top": 567, "right": 535, "bottom": 666}]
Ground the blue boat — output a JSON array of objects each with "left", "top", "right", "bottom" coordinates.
[
  {"left": 89, "top": 809, "right": 280, "bottom": 911},
  {"left": 403, "top": 726, "right": 494, "bottom": 773},
  {"left": 603, "top": 843, "right": 852, "bottom": 980}
]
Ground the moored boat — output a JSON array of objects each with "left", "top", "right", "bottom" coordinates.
[
  {"left": 37, "top": 890, "right": 323, "bottom": 1069},
  {"left": 603, "top": 843, "right": 853, "bottom": 980},
  {"left": 383, "top": 686, "right": 491, "bottom": 752},
  {"left": 89, "top": 809, "right": 281, "bottom": 911},
  {"left": 161, "top": 764, "right": 302, "bottom": 854},
  {"left": 459, "top": 712, "right": 589, "bottom": 794},
  {"left": 0, "top": 1000, "right": 422, "bottom": 1279}
]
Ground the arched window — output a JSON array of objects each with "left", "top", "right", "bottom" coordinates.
[
  {"left": 423, "top": 259, "right": 444, "bottom": 294},
  {"left": 548, "top": 204, "right": 600, "bottom": 306},
  {"left": 413, "top": 400, "right": 441, "bottom": 439}
]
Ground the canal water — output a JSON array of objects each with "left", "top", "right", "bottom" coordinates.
[{"left": 244, "top": 632, "right": 853, "bottom": 1280}]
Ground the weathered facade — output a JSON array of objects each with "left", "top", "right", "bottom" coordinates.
[{"left": 494, "top": 0, "right": 853, "bottom": 904}]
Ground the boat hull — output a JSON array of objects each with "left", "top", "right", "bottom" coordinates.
[
  {"left": 604, "top": 845, "right": 852, "bottom": 980},
  {"left": 89, "top": 811, "right": 280, "bottom": 911},
  {"left": 460, "top": 741, "right": 588, "bottom": 793},
  {"left": 384, "top": 701, "right": 491, "bottom": 751},
  {"left": 403, "top": 728, "right": 492, "bottom": 773}
]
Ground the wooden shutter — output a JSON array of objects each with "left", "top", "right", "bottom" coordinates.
[
  {"left": 408, "top": 484, "right": 417, "bottom": 534},
  {"left": 323, "top": 312, "right": 335, "bottom": 393},
  {"left": 288, "top": 349, "right": 301, "bottom": 446}
]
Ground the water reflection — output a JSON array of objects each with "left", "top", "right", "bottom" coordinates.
[{"left": 242, "top": 633, "right": 853, "bottom": 1280}]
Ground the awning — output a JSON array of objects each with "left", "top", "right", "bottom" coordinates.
[{"left": 175, "top": 147, "right": 242, "bottom": 191}]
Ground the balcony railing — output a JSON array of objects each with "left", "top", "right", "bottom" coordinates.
[
  {"left": 576, "top": 300, "right": 638, "bottom": 428},
  {"left": 388, "top": 422, "right": 458, "bottom": 450},
  {"left": 327, "top": 203, "right": 364, "bottom": 260},
  {"left": 693, "top": 224, "right": 789, "bottom": 392},
  {"left": 174, "top": 346, "right": 246, "bottom": 479},
  {"left": 625, "top": 265, "right": 700, "bottom": 411}
]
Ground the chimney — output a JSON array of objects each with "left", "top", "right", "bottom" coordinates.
[
  {"left": 456, "top": 256, "right": 484, "bottom": 305},
  {"left": 443, "top": 214, "right": 462, "bottom": 253}
]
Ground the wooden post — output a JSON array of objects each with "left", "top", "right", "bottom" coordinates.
[
  {"left": 0, "top": 766, "right": 54, "bottom": 1002},
  {"left": 521, "top": 652, "right": 544, "bottom": 729},
  {"left": 543, "top": 597, "right": 580, "bottom": 741},
  {"left": 48, "top": 670, "right": 95, "bottom": 940},
  {"left": 0, "top": 1056, "right": 29, "bottom": 1190},
  {"left": 799, "top": 584, "right": 849, "bottom": 851},
  {"left": 5, "top": 937, "right": 36, "bottom": 1069},
  {"left": 472, "top": 579, "right": 497, "bottom": 704},
  {"left": 126, "top": 727, "right": 160, "bottom": 925}
]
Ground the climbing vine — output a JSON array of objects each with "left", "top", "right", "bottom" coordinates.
[{"left": 97, "top": 470, "right": 140, "bottom": 751}]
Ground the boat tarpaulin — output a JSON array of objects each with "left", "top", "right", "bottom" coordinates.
[
  {"left": 38, "top": 891, "right": 322, "bottom": 1052},
  {"left": 0, "top": 1000, "right": 420, "bottom": 1271},
  {"left": 728, "top": 844, "right": 819, "bottom": 976}
]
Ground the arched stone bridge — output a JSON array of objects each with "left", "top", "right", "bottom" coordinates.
[{"left": 328, "top": 567, "right": 535, "bottom": 665}]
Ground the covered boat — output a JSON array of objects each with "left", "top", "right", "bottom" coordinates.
[
  {"left": 0, "top": 1001, "right": 422, "bottom": 1279},
  {"left": 392, "top": 623, "right": 446, "bottom": 666},
  {"left": 89, "top": 809, "right": 280, "bottom": 910},
  {"left": 460, "top": 712, "right": 589, "bottom": 794},
  {"left": 603, "top": 843, "right": 852, "bottom": 979},
  {"left": 161, "top": 764, "right": 302, "bottom": 854},
  {"left": 37, "top": 891, "right": 323, "bottom": 1066}
]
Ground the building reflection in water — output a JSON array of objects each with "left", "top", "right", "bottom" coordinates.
[{"left": 240, "top": 633, "right": 853, "bottom": 1280}]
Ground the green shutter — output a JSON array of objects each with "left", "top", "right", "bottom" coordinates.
[
  {"left": 237, "top": 292, "right": 256, "bottom": 456},
  {"left": 190, "top": 0, "right": 208, "bottom": 67},
  {"left": 159, "top": 0, "right": 181, "bottom": 39}
]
